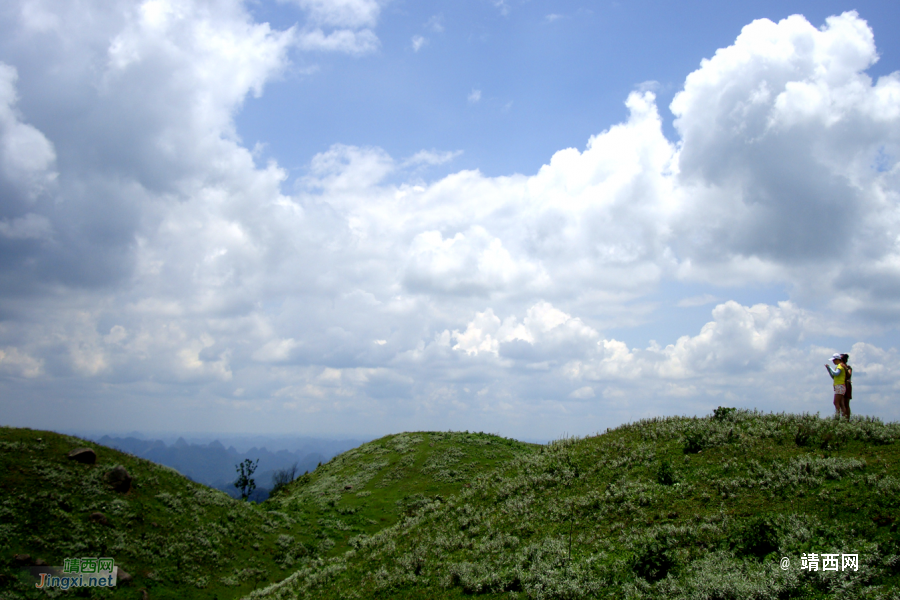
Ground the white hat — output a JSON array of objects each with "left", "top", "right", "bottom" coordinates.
[{"left": 831, "top": 353, "right": 842, "bottom": 360}]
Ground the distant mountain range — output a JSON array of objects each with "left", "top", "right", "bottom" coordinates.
[{"left": 90, "top": 434, "right": 367, "bottom": 501}]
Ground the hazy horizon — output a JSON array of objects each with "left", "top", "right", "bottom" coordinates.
[{"left": 56, "top": 428, "right": 549, "bottom": 448}]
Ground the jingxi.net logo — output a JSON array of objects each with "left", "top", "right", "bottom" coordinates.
[{"left": 31, "top": 557, "right": 118, "bottom": 590}]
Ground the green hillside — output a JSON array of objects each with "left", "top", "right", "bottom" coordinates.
[
  {"left": 264, "top": 431, "right": 537, "bottom": 560},
  {"left": 0, "top": 427, "right": 531, "bottom": 599},
  {"left": 4, "top": 412, "right": 900, "bottom": 599},
  {"left": 246, "top": 411, "right": 900, "bottom": 600}
]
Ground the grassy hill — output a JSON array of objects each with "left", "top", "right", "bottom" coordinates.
[
  {"left": 4, "top": 412, "right": 900, "bottom": 599},
  {"left": 263, "top": 430, "right": 537, "bottom": 559},
  {"left": 0, "top": 427, "right": 531, "bottom": 599},
  {"left": 246, "top": 411, "right": 900, "bottom": 600}
]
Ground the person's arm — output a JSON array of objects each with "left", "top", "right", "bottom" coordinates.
[{"left": 825, "top": 363, "right": 841, "bottom": 377}]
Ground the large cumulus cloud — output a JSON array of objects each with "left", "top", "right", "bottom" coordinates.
[
  {"left": 671, "top": 13, "right": 900, "bottom": 305},
  {"left": 0, "top": 4, "right": 898, "bottom": 437}
]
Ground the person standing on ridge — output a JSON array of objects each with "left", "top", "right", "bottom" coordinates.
[
  {"left": 841, "top": 353, "right": 853, "bottom": 419},
  {"left": 825, "top": 353, "right": 849, "bottom": 420}
]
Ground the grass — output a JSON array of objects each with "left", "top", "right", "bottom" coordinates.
[
  {"left": 0, "top": 426, "right": 299, "bottom": 599},
  {"left": 243, "top": 411, "right": 900, "bottom": 600},
  {"left": 0, "top": 427, "right": 531, "bottom": 599},
  {"left": 4, "top": 411, "right": 900, "bottom": 599},
  {"left": 264, "top": 431, "right": 537, "bottom": 560}
]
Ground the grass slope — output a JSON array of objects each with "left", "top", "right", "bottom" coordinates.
[
  {"left": 0, "top": 427, "right": 531, "bottom": 599},
  {"left": 246, "top": 411, "right": 900, "bottom": 600},
  {"left": 265, "top": 431, "right": 537, "bottom": 559},
  {"left": 1, "top": 426, "right": 301, "bottom": 599}
]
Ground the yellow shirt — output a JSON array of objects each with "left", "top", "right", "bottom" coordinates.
[{"left": 830, "top": 364, "right": 846, "bottom": 386}]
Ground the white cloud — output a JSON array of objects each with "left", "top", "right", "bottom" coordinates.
[
  {"left": 0, "top": 213, "right": 52, "bottom": 240},
  {"left": 849, "top": 342, "right": 900, "bottom": 407},
  {"left": 177, "top": 335, "right": 233, "bottom": 381},
  {"left": 568, "top": 301, "right": 815, "bottom": 382},
  {"left": 670, "top": 11, "right": 900, "bottom": 309},
  {"left": 253, "top": 338, "right": 300, "bottom": 363},
  {"left": 468, "top": 89, "right": 482, "bottom": 104},
  {"left": 304, "top": 143, "right": 394, "bottom": 193},
  {"left": 296, "top": 28, "right": 379, "bottom": 55},
  {"left": 659, "top": 300, "right": 813, "bottom": 375},
  {"left": 285, "top": 0, "right": 383, "bottom": 55},
  {"left": 0, "top": 347, "right": 42, "bottom": 378},
  {"left": 425, "top": 15, "right": 444, "bottom": 33},
  {"left": 569, "top": 386, "right": 594, "bottom": 399},
  {"left": 2, "top": 6, "right": 900, "bottom": 437},
  {"left": 677, "top": 294, "right": 719, "bottom": 308},
  {"left": 451, "top": 308, "right": 507, "bottom": 357},
  {"left": 404, "top": 227, "right": 549, "bottom": 296},
  {"left": 411, "top": 35, "right": 426, "bottom": 52},
  {"left": 0, "top": 63, "right": 56, "bottom": 197},
  {"left": 402, "top": 149, "right": 462, "bottom": 167},
  {"left": 291, "top": 0, "right": 381, "bottom": 29},
  {"left": 452, "top": 302, "right": 598, "bottom": 359}
]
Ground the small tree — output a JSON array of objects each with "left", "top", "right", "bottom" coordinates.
[
  {"left": 271, "top": 462, "right": 299, "bottom": 497},
  {"left": 234, "top": 458, "right": 259, "bottom": 501}
]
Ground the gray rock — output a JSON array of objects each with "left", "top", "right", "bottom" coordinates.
[
  {"left": 67, "top": 447, "right": 97, "bottom": 464},
  {"left": 105, "top": 465, "right": 132, "bottom": 493},
  {"left": 117, "top": 567, "right": 133, "bottom": 585}
]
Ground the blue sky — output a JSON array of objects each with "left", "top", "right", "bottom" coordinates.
[
  {"left": 1, "top": 0, "right": 900, "bottom": 440},
  {"left": 238, "top": 0, "right": 900, "bottom": 179}
]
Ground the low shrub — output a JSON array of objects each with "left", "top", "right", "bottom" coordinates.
[{"left": 656, "top": 460, "right": 677, "bottom": 486}]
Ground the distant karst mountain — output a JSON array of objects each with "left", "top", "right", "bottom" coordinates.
[{"left": 91, "top": 434, "right": 362, "bottom": 501}]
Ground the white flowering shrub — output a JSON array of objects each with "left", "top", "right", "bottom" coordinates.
[{"left": 154, "top": 491, "right": 184, "bottom": 514}]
